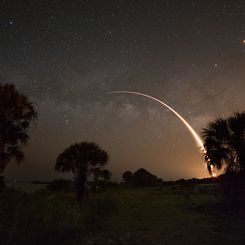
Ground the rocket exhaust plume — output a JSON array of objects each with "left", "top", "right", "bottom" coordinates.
[{"left": 108, "top": 90, "right": 206, "bottom": 153}]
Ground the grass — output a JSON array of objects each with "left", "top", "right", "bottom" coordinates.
[{"left": 0, "top": 185, "right": 245, "bottom": 245}]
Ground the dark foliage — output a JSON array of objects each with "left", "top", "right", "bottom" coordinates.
[
  {"left": 90, "top": 168, "right": 112, "bottom": 194},
  {"left": 55, "top": 141, "right": 108, "bottom": 201},
  {"left": 203, "top": 112, "right": 245, "bottom": 175},
  {"left": 122, "top": 168, "right": 163, "bottom": 187},
  {"left": 0, "top": 83, "right": 37, "bottom": 173},
  {"left": 203, "top": 112, "right": 245, "bottom": 212},
  {"left": 122, "top": 170, "right": 133, "bottom": 186},
  {"left": 133, "top": 168, "right": 162, "bottom": 187}
]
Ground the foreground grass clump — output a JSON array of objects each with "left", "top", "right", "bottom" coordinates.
[
  {"left": 0, "top": 185, "right": 245, "bottom": 245},
  {"left": 0, "top": 189, "right": 82, "bottom": 245}
]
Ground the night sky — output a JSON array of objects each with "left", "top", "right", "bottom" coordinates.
[{"left": 1, "top": 0, "right": 245, "bottom": 181}]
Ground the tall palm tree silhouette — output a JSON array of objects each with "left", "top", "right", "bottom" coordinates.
[
  {"left": 55, "top": 142, "right": 108, "bottom": 201},
  {"left": 203, "top": 112, "right": 245, "bottom": 175},
  {"left": 0, "top": 84, "right": 37, "bottom": 172}
]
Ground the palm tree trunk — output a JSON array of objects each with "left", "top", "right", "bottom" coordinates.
[
  {"left": 75, "top": 172, "right": 86, "bottom": 202},
  {"left": 92, "top": 174, "right": 98, "bottom": 196}
]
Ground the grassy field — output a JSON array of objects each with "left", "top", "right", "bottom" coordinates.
[{"left": 0, "top": 184, "right": 245, "bottom": 245}]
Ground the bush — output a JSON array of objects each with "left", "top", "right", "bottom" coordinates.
[{"left": 0, "top": 190, "right": 83, "bottom": 245}]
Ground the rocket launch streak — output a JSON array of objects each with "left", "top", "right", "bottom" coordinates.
[{"left": 108, "top": 90, "right": 206, "bottom": 153}]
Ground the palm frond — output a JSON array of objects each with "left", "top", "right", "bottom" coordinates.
[{"left": 202, "top": 112, "right": 245, "bottom": 175}]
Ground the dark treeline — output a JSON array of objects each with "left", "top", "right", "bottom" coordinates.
[
  {"left": 122, "top": 168, "right": 220, "bottom": 188},
  {"left": 47, "top": 168, "right": 218, "bottom": 190}
]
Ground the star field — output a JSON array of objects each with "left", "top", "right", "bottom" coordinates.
[{"left": 1, "top": 0, "right": 245, "bottom": 181}]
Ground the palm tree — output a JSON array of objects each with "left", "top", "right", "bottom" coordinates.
[
  {"left": 202, "top": 112, "right": 245, "bottom": 175},
  {"left": 0, "top": 83, "right": 37, "bottom": 173},
  {"left": 55, "top": 142, "right": 108, "bottom": 201},
  {"left": 203, "top": 112, "right": 245, "bottom": 212}
]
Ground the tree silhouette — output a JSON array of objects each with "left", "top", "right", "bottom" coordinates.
[
  {"left": 0, "top": 83, "right": 37, "bottom": 173},
  {"left": 203, "top": 112, "right": 245, "bottom": 212},
  {"left": 55, "top": 142, "right": 108, "bottom": 201},
  {"left": 122, "top": 171, "right": 133, "bottom": 186},
  {"left": 91, "top": 168, "right": 112, "bottom": 193},
  {"left": 133, "top": 168, "right": 159, "bottom": 187},
  {"left": 100, "top": 169, "right": 112, "bottom": 182},
  {"left": 203, "top": 112, "right": 245, "bottom": 175}
]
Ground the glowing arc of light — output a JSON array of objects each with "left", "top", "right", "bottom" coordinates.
[{"left": 108, "top": 90, "right": 206, "bottom": 153}]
